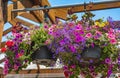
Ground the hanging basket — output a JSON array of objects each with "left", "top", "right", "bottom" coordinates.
[
  {"left": 31, "top": 45, "right": 56, "bottom": 66},
  {"left": 81, "top": 46, "right": 101, "bottom": 64}
]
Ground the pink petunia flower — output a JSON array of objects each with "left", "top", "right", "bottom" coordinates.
[
  {"left": 75, "top": 24, "right": 83, "bottom": 30},
  {"left": 108, "top": 33, "right": 115, "bottom": 39},
  {"left": 45, "top": 39, "right": 51, "bottom": 45},
  {"left": 14, "top": 64, "right": 19, "bottom": 70},
  {"left": 110, "top": 39, "right": 117, "bottom": 44},
  {"left": 85, "top": 33, "right": 92, "bottom": 38}
]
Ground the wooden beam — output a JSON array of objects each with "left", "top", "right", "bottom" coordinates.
[
  {"left": 9, "top": 69, "right": 63, "bottom": 74},
  {"left": 1, "top": 42, "right": 5, "bottom": 48},
  {"left": 19, "top": 13, "right": 40, "bottom": 23},
  {"left": 8, "top": 0, "right": 34, "bottom": 22},
  {"left": 2, "top": 1, "right": 8, "bottom": 23},
  {"left": 0, "top": 1, "right": 4, "bottom": 47},
  {"left": 9, "top": 12, "right": 39, "bottom": 28},
  {"left": 3, "top": 27, "right": 12, "bottom": 36},
  {"left": 30, "top": 5, "right": 44, "bottom": 23},
  {"left": 9, "top": 18, "right": 34, "bottom": 27},
  {"left": 71, "top": 1, "right": 120, "bottom": 13},
  {"left": 54, "top": 8, "right": 68, "bottom": 20}
]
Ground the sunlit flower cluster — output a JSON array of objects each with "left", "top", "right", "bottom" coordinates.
[{"left": 49, "top": 15, "right": 120, "bottom": 78}]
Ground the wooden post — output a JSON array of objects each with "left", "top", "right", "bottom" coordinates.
[
  {"left": 0, "top": 0, "right": 4, "bottom": 47},
  {"left": 12, "top": 2, "right": 18, "bottom": 19}
]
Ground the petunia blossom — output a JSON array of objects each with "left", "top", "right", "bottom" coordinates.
[
  {"left": 110, "top": 39, "right": 117, "bottom": 44},
  {"left": 108, "top": 33, "right": 115, "bottom": 39},
  {"left": 69, "top": 45, "right": 76, "bottom": 53},
  {"left": 0, "top": 47, "right": 7, "bottom": 53},
  {"left": 105, "top": 58, "right": 111, "bottom": 64},
  {"left": 75, "top": 24, "right": 82, "bottom": 30},
  {"left": 85, "top": 33, "right": 92, "bottom": 38},
  {"left": 6, "top": 40, "right": 14, "bottom": 47}
]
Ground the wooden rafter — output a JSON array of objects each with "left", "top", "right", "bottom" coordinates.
[
  {"left": 54, "top": 8, "right": 68, "bottom": 20},
  {"left": 30, "top": 5, "right": 44, "bottom": 23},
  {"left": 11, "top": 1, "right": 120, "bottom": 20},
  {"left": 1, "top": 42, "right": 5, "bottom": 48},
  {"left": 19, "top": 13, "right": 40, "bottom": 23},
  {"left": 71, "top": 1, "right": 120, "bottom": 13},
  {"left": 3, "top": 27, "right": 12, "bottom": 36},
  {"left": 0, "top": 1, "right": 4, "bottom": 47},
  {"left": 9, "top": 18, "right": 34, "bottom": 27}
]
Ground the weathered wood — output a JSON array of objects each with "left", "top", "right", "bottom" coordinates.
[
  {"left": 0, "top": 1, "right": 4, "bottom": 47},
  {"left": 9, "top": 69, "right": 63, "bottom": 74},
  {"left": 7, "top": 4, "right": 13, "bottom": 22},
  {"left": 3, "top": 27, "right": 12, "bottom": 36},
  {"left": 1, "top": 42, "right": 5, "bottom": 48},
  {"left": 20, "top": 13, "right": 40, "bottom": 23},
  {"left": 11, "top": 2, "right": 18, "bottom": 19},
  {"left": 30, "top": 5, "right": 44, "bottom": 23},
  {"left": 2, "top": 1, "right": 8, "bottom": 23},
  {"left": 9, "top": 18, "right": 34, "bottom": 27},
  {"left": 72, "top": 1, "right": 120, "bottom": 13},
  {"left": 54, "top": 8, "right": 68, "bottom": 20},
  {"left": 8, "top": 0, "right": 33, "bottom": 22},
  {"left": 9, "top": 19, "right": 17, "bottom": 26}
]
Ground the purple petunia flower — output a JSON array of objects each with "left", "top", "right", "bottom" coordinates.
[
  {"left": 79, "top": 30, "right": 84, "bottom": 35},
  {"left": 105, "top": 58, "right": 111, "bottom": 64},
  {"left": 69, "top": 45, "right": 76, "bottom": 53},
  {"left": 59, "top": 39, "right": 65, "bottom": 46},
  {"left": 75, "top": 36, "right": 85, "bottom": 43},
  {"left": 107, "top": 69, "right": 112, "bottom": 77},
  {"left": 89, "top": 65, "right": 94, "bottom": 71},
  {"left": 20, "top": 50, "right": 24, "bottom": 53},
  {"left": 63, "top": 65, "right": 68, "bottom": 70}
]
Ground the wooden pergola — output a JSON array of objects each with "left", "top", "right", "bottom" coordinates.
[{"left": 0, "top": 0, "right": 120, "bottom": 77}]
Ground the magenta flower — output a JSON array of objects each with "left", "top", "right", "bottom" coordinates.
[
  {"left": 3, "top": 68, "right": 8, "bottom": 75},
  {"left": 89, "top": 65, "right": 94, "bottom": 71},
  {"left": 63, "top": 65, "right": 68, "bottom": 70},
  {"left": 79, "top": 30, "right": 84, "bottom": 34},
  {"left": 91, "top": 43, "right": 94, "bottom": 48},
  {"left": 75, "top": 36, "right": 85, "bottom": 43},
  {"left": 105, "top": 58, "right": 111, "bottom": 64},
  {"left": 110, "top": 39, "right": 117, "bottom": 44},
  {"left": 108, "top": 33, "right": 115, "bottom": 39},
  {"left": 14, "top": 64, "right": 19, "bottom": 70},
  {"left": 107, "top": 69, "right": 112, "bottom": 77},
  {"left": 48, "top": 31, "right": 53, "bottom": 35},
  {"left": 48, "top": 27, "right": 54, "bottom": 32},
  {"left": 59, "top": 39, "right": 65, "bottom": 46},
  {"left": 69, "top": 45, "right": 76, "bottom": 53},
  {"left": 70, "top": 65, "right": 76, "bottom": 69},
  {"left": 75, "top": 24, "right": 82, "bottom": 30},
  {"left": 85, "top": 33, "right": 92, "bottom": 38},
  {"left": 44, "top": 24, "right": 48, "bottom": 29}
]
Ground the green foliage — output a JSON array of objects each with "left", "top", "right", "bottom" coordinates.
[{"left": 31, "top": 26, "right": 51, "bottom": 50}]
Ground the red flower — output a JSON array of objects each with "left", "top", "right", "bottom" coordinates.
[
  {"left": 1, "top": 47, "right": 7, "bottom": 53},
  {"left": 18, "top": 53, "right": 23, "bottom": 57},
  {"left": 64, "top": 71, "right": 69, "bottom": 78},
  {"left": 6, "top": 40, "right": 14, "bottom": 47}
]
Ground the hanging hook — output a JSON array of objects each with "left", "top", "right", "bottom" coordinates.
[{"left": 43, "top": 5, "right": 50, "bottom": 23}]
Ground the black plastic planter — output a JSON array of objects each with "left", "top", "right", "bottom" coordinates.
[
  {"left": 31, "top": 45, "right": 55, "bottom": 66},
  {"left": 81, "top": 46, "right": 101, "bottom": 64}
]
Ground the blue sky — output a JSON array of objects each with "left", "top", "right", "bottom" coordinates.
[{"left": 2, "top": 0, "right": 120, "bottom": 41}]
